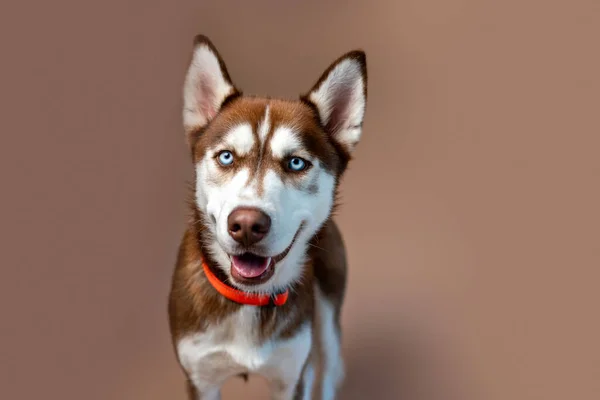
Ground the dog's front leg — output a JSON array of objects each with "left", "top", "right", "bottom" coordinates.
[
  {"left": 186, "top": 378, "right": 221, "bottom": 400},
  {"left": 265, "top": 326, "right": 313, "bottom": 400},
  {"left": 268, "top": 372, "right": 303, "bottom": 400},
  {"left": 267, "top": 355, "right": 316, "bottom": 400}
]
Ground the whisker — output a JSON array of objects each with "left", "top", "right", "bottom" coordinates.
[{"left": 307, "top": 243, "right": 328, "bottom": 252}]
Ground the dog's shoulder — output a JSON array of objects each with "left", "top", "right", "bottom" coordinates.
[{"left": 309, "top": 219, "right": 348, "bottom": 314}]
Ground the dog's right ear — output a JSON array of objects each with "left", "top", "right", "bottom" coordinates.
[{"left": 183, "top": 35, "right": 240, "bottom": 138}]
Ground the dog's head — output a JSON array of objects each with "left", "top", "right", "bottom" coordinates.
[{"left": 183, "top": 35, "right": 367, "bottom": 293}]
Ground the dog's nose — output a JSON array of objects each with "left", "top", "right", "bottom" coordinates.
[{"left": 227, "top": 207, "right": 271, "bottom": 246}]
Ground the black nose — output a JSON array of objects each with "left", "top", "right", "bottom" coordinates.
[{"left": 227, "top": 207, "right": 271, "bottom": 246}]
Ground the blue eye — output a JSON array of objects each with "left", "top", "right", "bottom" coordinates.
[
  {"left": 218, "top": 151, "right": 234, "bottom": 166},
  {"left": 288, "top": 157, "right": 308, "bottom": 172}
]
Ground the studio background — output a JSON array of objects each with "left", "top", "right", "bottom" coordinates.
[{"left": 1, "top": 1, "right": 598, "bottom": 399}]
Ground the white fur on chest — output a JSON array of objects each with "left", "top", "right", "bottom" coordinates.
[{"left": 177, "top": 306, "right": 312, "bottom": 389}]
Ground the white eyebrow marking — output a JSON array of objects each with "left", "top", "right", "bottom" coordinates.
[
  {"left": 258, "top": 105, "right": 271, "bottom": 144},
  {"left": 223, "top": 123, "right": 255, "bottom": 156},
  {"left": 269, "top": 126, "right": 303, "bottom": 159}
]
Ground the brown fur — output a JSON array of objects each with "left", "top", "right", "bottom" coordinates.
[{"left": 169, "top": 34, "right": 365, "bottom": 399}]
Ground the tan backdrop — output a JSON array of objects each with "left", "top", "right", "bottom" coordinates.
[{"left": 1, "top": 1, "right": 598, "bottom": 399}]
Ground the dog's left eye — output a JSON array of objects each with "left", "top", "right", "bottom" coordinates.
[
  {"left": 217, "top": 151, "right": 234, "bottom": 166},
  {"left": 287, "top": 157, "right": 309, "bottom": 172}
]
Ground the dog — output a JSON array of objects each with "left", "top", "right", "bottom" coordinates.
[{"left": 168, "top": 34, "right": 367, "bottom": 400}]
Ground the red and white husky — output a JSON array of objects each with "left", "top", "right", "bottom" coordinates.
[{"left": 168, "top": 35, "right": 367, "bottom": 400}]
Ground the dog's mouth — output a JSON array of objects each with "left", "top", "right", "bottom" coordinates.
[
  {"left": 231, "top": 253, "right": 273, "bottom": 281},
  {"left": 229, "top": 223, "right": 304, "bottom": 285}
]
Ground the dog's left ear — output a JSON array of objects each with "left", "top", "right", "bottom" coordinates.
[
  {"left": 183, "top": 35, "right": 240, "bottom": 137},
  {"left": 302, "top": 51, "right": 367, "bottom": 154}
]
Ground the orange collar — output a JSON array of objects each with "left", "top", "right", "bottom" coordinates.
[{"left": 202, "top": 262, "right": 289, "bottom": 307}]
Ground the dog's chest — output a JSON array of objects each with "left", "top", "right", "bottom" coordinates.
[{"left": 176, "top": 306, "right": 311, "bottom": 384}]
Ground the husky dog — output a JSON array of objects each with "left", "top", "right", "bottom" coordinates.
[{"left": 168, "top": 35, "right": 367, "bottom": 400}]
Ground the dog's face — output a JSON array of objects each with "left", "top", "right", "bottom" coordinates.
[{"left": 182, "top": 36, "right": 367, "bottom": 293}]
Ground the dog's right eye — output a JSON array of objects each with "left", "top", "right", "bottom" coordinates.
[{"left": 217, "top": 151, "right": 234, "bottom": 166}]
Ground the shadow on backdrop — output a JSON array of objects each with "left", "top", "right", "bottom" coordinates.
[{"left": 340, "top": 322, "right": 470, "bottom": 400}]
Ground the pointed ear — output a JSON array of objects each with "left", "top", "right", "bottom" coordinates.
[
  {"left": 182, "top": 35, "right": 240, "bottom": 135},
  {"left": 302, "top": 50, "right": 367, "bottom": 154}
]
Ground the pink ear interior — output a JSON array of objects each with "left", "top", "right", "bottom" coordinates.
[
  {"left": 196, "top": 74, "right": 217, "bottom": 121},
  {"left": 325, "top": 82, "right": 355, "bottom": 135}
]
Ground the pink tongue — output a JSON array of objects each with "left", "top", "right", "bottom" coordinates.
[{"left": 231, "top": 254, "right": 270, "bottom": 278}]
